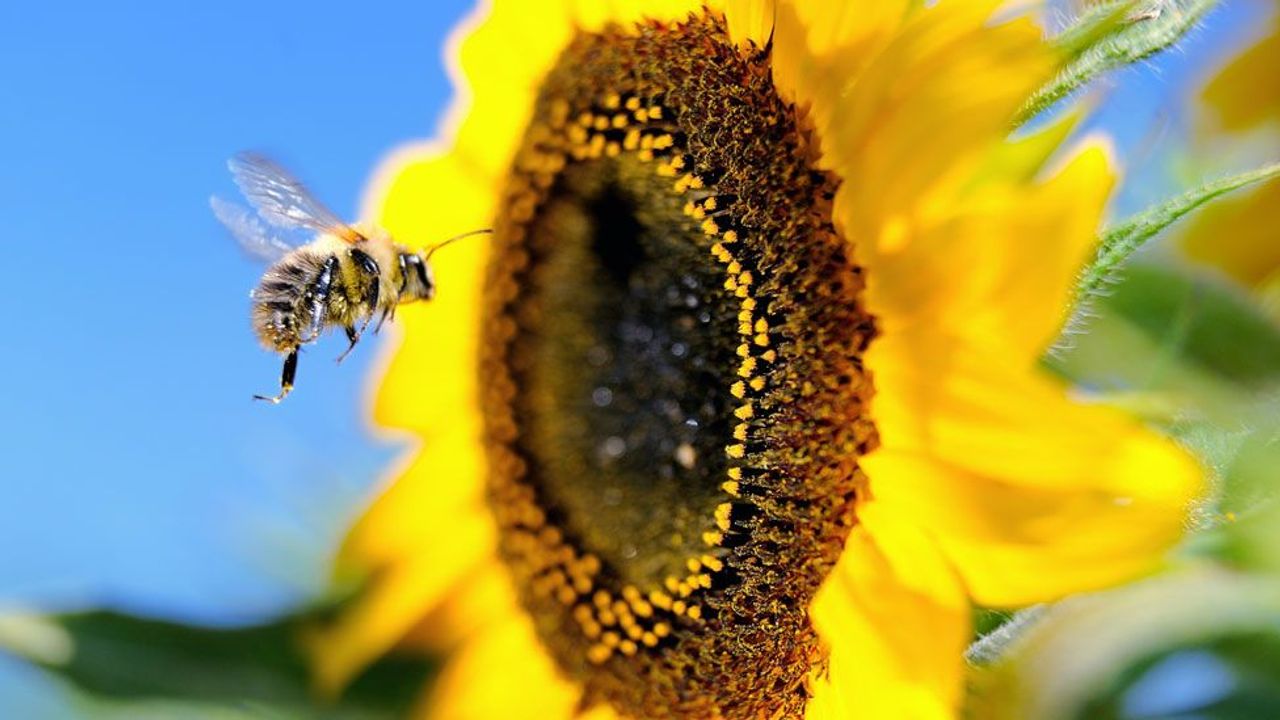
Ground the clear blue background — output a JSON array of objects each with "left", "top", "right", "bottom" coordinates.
[
  {"left": 0, "top": 0, "right": 1265, "bottom": 717},
  {"left": 0, "top": 2, "right": 469, "bottom": 715}
]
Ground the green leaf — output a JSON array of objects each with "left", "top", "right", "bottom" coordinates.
[
  {"left": 1075, "top": 633, "right": 1280, "bottom": 719},
  {"left": 1054, "top": 262, "right": 1280, "bottom": 404},
  {"left": 1075, "top": 162, "right": 1280, "bottom": 312},
  {"left": 967, "top": 568, "right": 1280, "bottom": 720},
  {"left": 1090, "top": 263, "right": 1280, "bottom": 387},
  {"left": 0, "top": 610, "right": 432, "bottom": 720},
  {"left": 1214, "top": 430, "right": 1280, "bottom": 571},
  {"left": 1018, "top": 0, "right": 1221, "bottom": 125}
]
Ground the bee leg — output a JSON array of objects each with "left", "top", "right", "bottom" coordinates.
[
  {"left": 374, "top": 305, "right": 394, "bottom": 333},
  {"left": 335, "top": 280, "right": 380, "bottom": 364},
  {"left": 348, "top": 248, "right": 382, "bottom": 339},
  {"left": 356, "top": 278, "right": 381, "bottom": 337},
  {"left": 397, "top": 253, "right": 410, "bottom": 295},
  {"left": 254, "top": 349, "right": 298, "bottom": 404},
  {"left": 335, "top": 325, "right": 359, "bottom": 364}
]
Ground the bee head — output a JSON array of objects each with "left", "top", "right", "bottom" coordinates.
[
  {"left": 397, "top": 229, "right": 490, "bottom": 303},
  {"left": 398, "top": 252, "right": 436, "bottom": 302}
]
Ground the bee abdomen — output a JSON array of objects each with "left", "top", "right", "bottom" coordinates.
[
  {"left": 252, "top": 300, "right": 302, "bottom": 351},
  {"left": 251, "top": 252, "right": 326, "bottom": 351}
]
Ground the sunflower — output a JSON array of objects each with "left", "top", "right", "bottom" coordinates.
[
  {"left": 1182, "top": 4, "right": 1280, "bottom": 318},
  {"left": 311, "top": 2, "right": 1202, "bottom": 718}
]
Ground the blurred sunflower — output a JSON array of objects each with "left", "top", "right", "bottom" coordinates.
[
  {"left": 1183, "top": 3, "right": 1280, "bottom": 319},
  {"left": 312, "top": 2, "right": 1202, "bottom": 718}
]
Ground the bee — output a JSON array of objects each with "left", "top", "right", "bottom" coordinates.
[{"left": 211, "top": 152, "right": 488, "bottom": 403}]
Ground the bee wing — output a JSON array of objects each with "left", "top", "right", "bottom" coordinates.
[
  {"left": 227, "top": 152, "right": 360, "bottom": 241},
  {"left": 210, "top": 195, "right": 297, "bottom": 262}
]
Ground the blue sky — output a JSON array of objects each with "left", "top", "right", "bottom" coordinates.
[
  {"left": 0, "top": 0, "right": 1265, "bottom": 716},
  {"left": 0, "top": 1, "right": 468, "bottom": 714}
]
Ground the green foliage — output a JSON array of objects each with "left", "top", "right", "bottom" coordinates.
[
  {"left": 968, "top": 570, "right": 1280, "bottom": 720},
  {"left": 1061, "top": 261, "right": 1280, "bottom": 396},
  {"left": 1018, "top": 0, "right": 1222, "bottom": 124},
  {"left": 1, "top": 610, "right": 432, "bottom": 720},
  {"left": 1078, "top": 627, "right": 1280, "bottom": 719}
]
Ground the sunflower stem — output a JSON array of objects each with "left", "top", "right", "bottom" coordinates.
[
  {"left": 965, "top": 606, "right": 1047, "bottom": 666},
  {"left": 1075, "top": 162, "right": 1280, "bottom": 307},
  {"left": 1017, "top": 0, "right": 1221, "bottom": 125}
]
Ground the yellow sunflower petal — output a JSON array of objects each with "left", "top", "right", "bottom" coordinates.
[
  {"left": 865, "top": 444, "right": 1199, "bottom": 607},
  {"left": 572, "top": 0, "right": 721, "bottom": 29},
  {"left": 1181, "top": 177, "right": 1280, "bottom": 290},
  {"left": 451, "top": 1, "right": 576, "bottom": 183},
  {"left": 827, "top": 4, "right": 1053, "bottom": 218},
  {"left": 854, "top": 143, "right": 1115, "bottom": 363},
  {"left": 314, "top": 149, "right": 496, "bottom": 692},
  {"left": 311, "top": 508, "right": 494, "bottom": 695},
  {"left": 369, "top": 149, "right": 493, "bottom": 430},
  {"left": 564, "top": 0, "right": 625, "bottom": 31},
  {"left": 868, "top": 332, "right": 1201, "bottom": 493},
  {"left": 774, "top": 0, "right": 1053, "bottom": 214},
  {"left": 862, "top": 297, "right": 1202, "bottom": 608},
  {"left": 414, "top": 611, "right": 592, "bottom": 720},
  {"left": 808, "top": 506, "right": 969, "bottom": 720},
  {"left": 770, "top": 0, "right": 916, "bottom": 112},
  {"left": 1201, "top": 12, "right": 1280, "bottom": 135},
  {"left": 725, "top": 0, "right": 775, "bottom": 47},
  {"left": 398, "top": 560, "right": 517, "bottom": 652},
  {"left": 977, "top": 108, "right": 1088, "bottom": 187},
  {"left": 343, "top": 149, "right": 492, "bottom": 576}
]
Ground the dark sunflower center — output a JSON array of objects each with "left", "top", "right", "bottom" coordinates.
[
  {"left": 478, "top": 11, "right": 878, "bottom": 720},
  {"left": 519, "top": 158, "right": 738, "bottom": 586}
]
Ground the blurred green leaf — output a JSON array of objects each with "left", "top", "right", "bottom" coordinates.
[
  {"left": 968, "top": 568, "right": 1280, "bottom": 720},
  {"left": 1213, "top": 433, "right": 1280, "bottom": 573},
  {"left": 1018, "top": 0, "right": 1221, "bottom": 124},
  {"left": 1053, "top": 262, "right": 1280, "bottom": 415},
  {"left": 1068, "top": 262, "right": 1280, "bottom": 391},
  {"left": 0, "top": 610, "right": 432, "bottom": 720},
  {"left": 1077, "top": 633, "right": 1280, "bottom": 719},
  {"left": 973, "top": 609, "right": 1018, "bottom": 639}
]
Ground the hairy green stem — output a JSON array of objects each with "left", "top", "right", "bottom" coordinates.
[
  {"left": 1076, "top": 162, "right": 1280, "bottom": 306},
  {"left": 1018, "top": 0, "right": 1221, "bottom": 125}
]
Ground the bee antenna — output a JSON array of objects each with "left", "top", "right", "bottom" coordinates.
[{"left": 424, "top": 228, "right": 493, "bottom": 261}]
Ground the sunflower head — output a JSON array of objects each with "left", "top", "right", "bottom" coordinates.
[
  {"left": 476, "top": 11, "right": 876, "bottom": 716},
  {"left": 315, "top": 3, "right": 1203, "bottom": 719}
]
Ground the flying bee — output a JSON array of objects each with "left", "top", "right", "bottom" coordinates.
[{"left": 211, "top": 152, "right": 489, "bottom": 403}]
